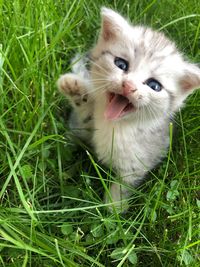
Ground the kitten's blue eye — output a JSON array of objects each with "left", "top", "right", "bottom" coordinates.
[
  {"left": 145, "top": 78, "right": 162, "bottom": 92},
  {"left": 114, "top": 57, "right": 129, "bottom": 71}
]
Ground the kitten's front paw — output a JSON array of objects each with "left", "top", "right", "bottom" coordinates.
[{"left": 57, "top": 73, "right": 88, "bottom": 105}]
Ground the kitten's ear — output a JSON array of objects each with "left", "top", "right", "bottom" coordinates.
[
  {"left": 180, "top": 63, "right": 200, "bottom": 91},
  {"left": 100, "top": 7, "right": 130, "bottom": 41}
]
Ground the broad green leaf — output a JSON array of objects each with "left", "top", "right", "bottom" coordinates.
[
  {"left": 110, "top": 248, "right": 125, "bottom": 260},
  {"left": 167, "top": 189, "right": 179, "bottom": 201},
  {"left": 61, "top": 223, "right": 73, "bottom": 236},
  {"left": 128, "top": 251, "right": 137, "bottom": 265},
  {"left": 181, "top": 250, "right": 195, "bottom": 266},
  {"left": 170, "top": 180, "right": 178, "bottom": 188},
  {"left": 20, "top": 164, "right": 33, "bottom": 180},
  {"left": 91, "top": 224, "right": 104, "bottom": 238}
]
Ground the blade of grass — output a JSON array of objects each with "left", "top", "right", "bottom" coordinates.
[{"left": 0, "top": 104, "right": 52, "bottom": 199}]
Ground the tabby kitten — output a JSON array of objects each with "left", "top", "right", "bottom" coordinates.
[{"left": 57, "top": 8, "right": 200, "bottom": 211}]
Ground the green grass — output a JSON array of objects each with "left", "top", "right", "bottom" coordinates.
[{"left": 0, "top": 0, "right": 200, "bottom": 266}]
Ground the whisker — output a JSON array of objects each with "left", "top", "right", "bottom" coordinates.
[
  {"left": 88, "top": 58, "right": 110, "bottom": 75},
  {"left": 89, "top": 70, "right": 109, "bottom": 79},
  {"left": 82, "top": 83, "right": 110, "bottom": 102},
  {"left": 90, "top": 78, "right": 109, "bottom": 81}
]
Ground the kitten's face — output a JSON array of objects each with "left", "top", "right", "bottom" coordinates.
[{"left": 90, "top": 8, "right": 200, "bottom": 122}]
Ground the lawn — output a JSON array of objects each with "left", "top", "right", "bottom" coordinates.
[{"left": 0, "top": 0, "right": 200, "bottom": 266}]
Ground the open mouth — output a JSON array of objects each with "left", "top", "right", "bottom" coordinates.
[{"left": 104, "top": 92, "right": 135, "bottom": 120}]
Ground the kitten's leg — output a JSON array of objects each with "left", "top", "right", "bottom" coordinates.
[
  {"left": 57, "top": 73, "right": 93, "bottom": 139},
  {"left": 105, "top": 182, "right": 131, "bottom": 212},
  {"left": 105, "top": 171, "right": 146, "bottom": 213}
]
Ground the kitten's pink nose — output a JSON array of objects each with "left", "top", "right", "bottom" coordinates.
[{"left": 122, "top": 81, "right": 137, "bottom": 96}]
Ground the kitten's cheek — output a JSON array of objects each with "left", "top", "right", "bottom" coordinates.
[
  {"left": 128, "top": 91, "right": 142, "bottom": 102},
  {"left": 137, "top": 94, "right": 150, "bottom": 107}
]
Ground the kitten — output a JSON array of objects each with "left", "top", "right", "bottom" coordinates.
[{"left": 57, "top": 8, "right": 200, "bottom": 212}]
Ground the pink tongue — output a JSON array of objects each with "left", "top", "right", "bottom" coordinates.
[{"left": 104, "top": 94, "right": 129, "bottom": 120}]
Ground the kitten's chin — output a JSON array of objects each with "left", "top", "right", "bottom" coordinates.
[{"left": 104, "top": 92, "right": 136, "bottom": 120}]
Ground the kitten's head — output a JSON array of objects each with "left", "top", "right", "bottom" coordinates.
[{"left": 90, "top": 8, "right": 200, "bottom": 122}]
